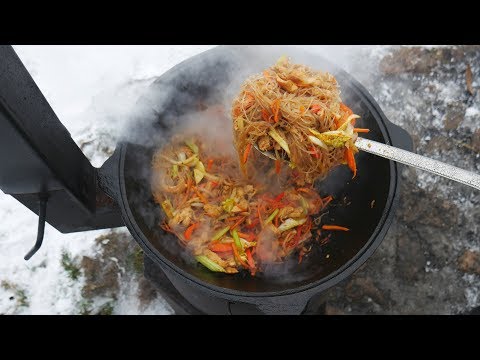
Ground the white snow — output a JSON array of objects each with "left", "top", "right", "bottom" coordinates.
[
  {"left": 463, "top": 274, "right": 480, "bottom": 310},
  {"left": 466, "top": 107, "right": 480, "bottom": 117},
  {"left": 462, "top": 106, "right": 480, "bottom": 131},
  {"left": 0, "top": 190, "right": 107, "bottom": 314}
]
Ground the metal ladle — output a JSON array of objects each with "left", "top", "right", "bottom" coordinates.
[{"left": 254, "top": 137, "right": 480, "bottom": 191}]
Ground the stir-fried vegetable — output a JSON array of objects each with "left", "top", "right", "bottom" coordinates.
[
  {"left": 243, "top": 143, "right": 252, "bottom": 164},
  {"left": 212, "top": 226, "right": 231, "bottom": 241},
  {"left": 184, "top": 223, "right": 199, "bottom": 241},
  {"left": 161, "top": 200, "right": 174, "bottom": 219},
  {"left": 232, "top": 242, "right": 249, "bottom": 268},
  {"left": 231, "top": 229, "right": 244, "bottom": 254},
  {"left": 315, "top": 131, "right": 352, "bottom": 148},
  {"left": 153, "top": 132, "right": 348, "bottom": 276},
  {"left": 308, "top": 135, "right": 329, "bottom": 150},
  {"left": 195, "top": 255, "right": 226, "bottom": 273},
  {"left": 344, "top": 148, "right": 357, "bottom": 178},
  {"left": 172, "top": 164, "right": 179, "bottom": 178},
  {"left": 353, "top": 128, "right": 370, "bottom": 133},
  {"left": 275, "top": 159, "right": 282, "bottom": 174},
  {"left": 264, "top": 209, "right": 279, "bottom": 225},
  {"left": 278, "top": 218, "right": 307, "bottom": 232},
  {"left": 207, "top": 159, "right": 214, "bottom": 171},
  {"left": 193, "top": 169, "right": 204, "bottom": 184},
  {"left": 185, "top": 140, "right": 199, "bottom": 154},
  {"left": 268, "top": 128, "right": 290, "bottom": 155},
  {"left": 271, "top": 99, "right": 281, "bottom": 123},
  {"left": 322, "top": 225, "right": 350, "bottom": 231},
  {"left": 246, "top": 248, "right": 256, "bottom": 274},
  {"left": 230, "top": 216, "right": 246, "bottom": 230},
  {"left": 222, "top": 198, "right": 236, "bottom": 213},
  {"left": 209, "top": 243, "right": 233, "bottom": 253}
]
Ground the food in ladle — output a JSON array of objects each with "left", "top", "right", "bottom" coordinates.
[{"left": 232, "top": 57, "right": 364, "bottom": 184}]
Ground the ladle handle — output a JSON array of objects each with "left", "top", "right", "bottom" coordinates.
[{"left": 355, "top": 137, "right": 480, "bottom": 191}]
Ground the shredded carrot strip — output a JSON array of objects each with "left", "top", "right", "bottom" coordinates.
[
  {"left": 271, "top": 99, "right": 281, "bottom": 123},
  {"left": 322, "top": 195, "right": 333, "bottom": 208},
  {"left": 160, "top": 223, "right": 175, "bottom": 234},
  {"left": 298, "top": 252, "right": 304, "bottom": 264},
  {"left": 340, "top": 103, "right": 353, "bottom": 116},
  {"left": 186, "top": 178, "right": 193, "bottom": 193},
  {"left": 334, "top": 118, "right": 341, "bottom": 129},
  {"left": 238, "top": 232, "right": 255, "bottom": 242},
  {"left": 308, "top": 145, "right": 320, "bottom": 159},
  {"left": 322, "top": 225, "right": 350, "bottom": 231},
  {"left": 243, "top": 143, "right": 252, "bottom": 164},
  {"left": 345, "top": 148, "right": 357, "bottom": 178},
  {"left": 299, "top": 105, "right": 306, "bottom": 115},
  {"left": 340, "top": 103, "right": 355, "bottom": 126},
  {"left": 233, "top": 106, "right": 241, "bottom": 117},
  {"left": 207, "top": 159, "right": 214, "bottom": 171},
  {"left": 297, "top": 187, "right": 316, "bottom": 196},
  {"left": 210, "top": 181, "right": 219, "bottom": 188},
  {"left": 257, "top": 206, "right": 263, "bottom": 226},
  {"left": 227, "top": 215, "right": 242, "bottom": 221},
  {"left": 232, "top": 243, "right": 249, "bottom": 268},
  {"left": 230, "top": 216, "right": 246, "bottom": 231},
  {"left": 311, "top": 104, "right": 322, "bottom": 114},
  {"left": 246, "top": 218, "right": 259, "bottom": 229},
  {"left": 353, "top": 128, "right": 370, "bottom": 133},
  {"left": 242, "top": 92, "right": 255, "bottom": 109},
  {"left": 246, "top": 248, "right": 256, "bottom": 275},
  {"left": 226, "top": 216, "right": 242, "bottom": 224},
  {"left": 275, "top": 159, "right": 281, "bottom": 174},
  {"left": 293, "top": 227, "right": 303, "bottom": 248},
  {"left": 193, "top": 187, "right": 207, "bottom": 204},
  {"left": 184, "top": 223, "right": 199, "bottom": 241},
  {"left": 305, "top": 218, "right": 313, "bottom": 233},
  {"left": 274, "top": 192, "right": 285, "bottom": 202},
  {"left": 319, "top": 236, "right": 331, "bottom": 246},
  {"left": 209, "top": 243, "right": 233, "bottom": 253},
  {"left": 261, "top": 109, "right": 271, "bottom": 122}
]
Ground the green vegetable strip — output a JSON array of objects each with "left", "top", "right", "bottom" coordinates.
[
  {"left": 222, "top": 198, "right": 236, "bottom": 212},
  {"left": 264, "top": 208, "right": 279, "bottom": 225},
  {"left": 185, "top": 140, "right": 199, "bottom": 154},
  {"left": 161, "top": 200, "right": 174, "bottom": 219},
  {"left": 231, "top": 229, "right": 243, "bottom": 253},
  {"left": 277, "top": 218, "right": 307, "bottom": 232},
  {"left": 172, "top": 164, "right": 179, "bottom": 178},
  {"left": 268, "top": 129, "right": 290, "bottom": 155},
  {"left": 212, "top": 226, "right": 231, "bottom": 241},
  {"left": 195, "top": 255, "right": 226, "bottom": 273},
  {"left": 299, "top": 195, "right": 309, "bottom": 215}
]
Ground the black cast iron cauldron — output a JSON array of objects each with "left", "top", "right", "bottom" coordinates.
[{"left": 0, "top": 45, "right": 412, "bottom": 314}]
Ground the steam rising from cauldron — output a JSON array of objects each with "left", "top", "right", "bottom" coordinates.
[{"left": 107, "top": 46, "right": 377, "bottom": 281}]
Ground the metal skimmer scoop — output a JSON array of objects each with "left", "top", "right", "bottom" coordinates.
[{"left": 254, "top": 137, "right": 480, "bottom": 191}]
